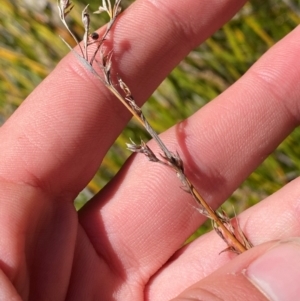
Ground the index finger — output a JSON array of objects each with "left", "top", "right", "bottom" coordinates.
[{"left": 0, "top": 0, "right": 246, "bottom": 197}]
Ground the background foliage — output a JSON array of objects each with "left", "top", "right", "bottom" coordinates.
[{"left": 1, "top": 0, "right": 300, "bottom": 238}]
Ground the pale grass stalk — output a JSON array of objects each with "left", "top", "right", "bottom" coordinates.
[{"left": 57, "top": 0, "right": 252, "bottom": 254}]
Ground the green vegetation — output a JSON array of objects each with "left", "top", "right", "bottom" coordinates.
[{"left": 1, "top": 0, "right": 300, "bottom": 238}]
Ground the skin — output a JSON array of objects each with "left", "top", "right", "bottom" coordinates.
[{"left": 1, "top": 0, "right": 300, "bottom": 300}]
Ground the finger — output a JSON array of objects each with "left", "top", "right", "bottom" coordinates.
[
  {"left": 0, "top": 268, "right": 22, "bottom": 301},
  {"left": 79, "top": 26, "right": 300, "bottom": 282},
  {"left": 147, "top": 177, "right": 300, "bottom": 300},
  {"left": 0, "top": 183, "right": 78, "bottom": 300},
  {"left": 0, "top": 0, "right": 245, "bottom": 197},
  {"left": 170, "top": 238, "right": 300, "bottom": 301}
]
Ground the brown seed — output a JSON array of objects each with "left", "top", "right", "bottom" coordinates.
[{"left": 91, "top": 32, "right": 99, "bottom": 40}]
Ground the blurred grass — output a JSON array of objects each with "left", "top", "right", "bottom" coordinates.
[{"left": 1, "top": 0, "right": 300, "bottom": 239}]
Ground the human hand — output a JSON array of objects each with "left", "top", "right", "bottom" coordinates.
[{"left": 1, "top": 0, "right": 300, "bottom": 300}]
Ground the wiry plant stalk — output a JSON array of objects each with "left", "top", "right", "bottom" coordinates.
[
  {"left": 106, "top": 69, "right": 252, "bottom": 254},
  {"left": 82, "top": 4, "right": 90, "bottom": 60},
  {"left": 57, "top": 0, "right": 84, "bottom": 57},
  {"left": 90, "top": 0, "right": 122, "bottom": 65},
  {"left": 57, "top": 0, "right": 253, "bottom": 254}
]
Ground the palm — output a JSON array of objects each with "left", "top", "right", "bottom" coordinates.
[{"left": 1, "top": 182, "right": 230, "bottom": 301}]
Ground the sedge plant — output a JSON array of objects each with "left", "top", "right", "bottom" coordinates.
[{"left": 57, "top": 0, "right": 253, "bottom": 254}]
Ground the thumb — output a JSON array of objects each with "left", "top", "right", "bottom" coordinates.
[{"left": 172, "top": 238, "right": 300, "bottom": 301}]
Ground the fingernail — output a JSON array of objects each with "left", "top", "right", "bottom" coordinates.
[{"left": 246, "top": 239, "right": 300, "bottom": 301}]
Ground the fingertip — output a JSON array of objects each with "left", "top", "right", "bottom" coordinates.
[{"left": 246, "top": 238, "right": 300, "bottom": 301}]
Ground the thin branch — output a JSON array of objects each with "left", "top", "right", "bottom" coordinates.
[
  {"left": 90, "top": 0, "right": 122, "bottom": 65},
  {"left": 109, "top": 69, "right": 250, "bottom": 254},
  {"left": 82, "top": 4, "right": 90, "bottom": 60},
  {"left": 57, "top": 0, "right": 84, "bottom": 57}
]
